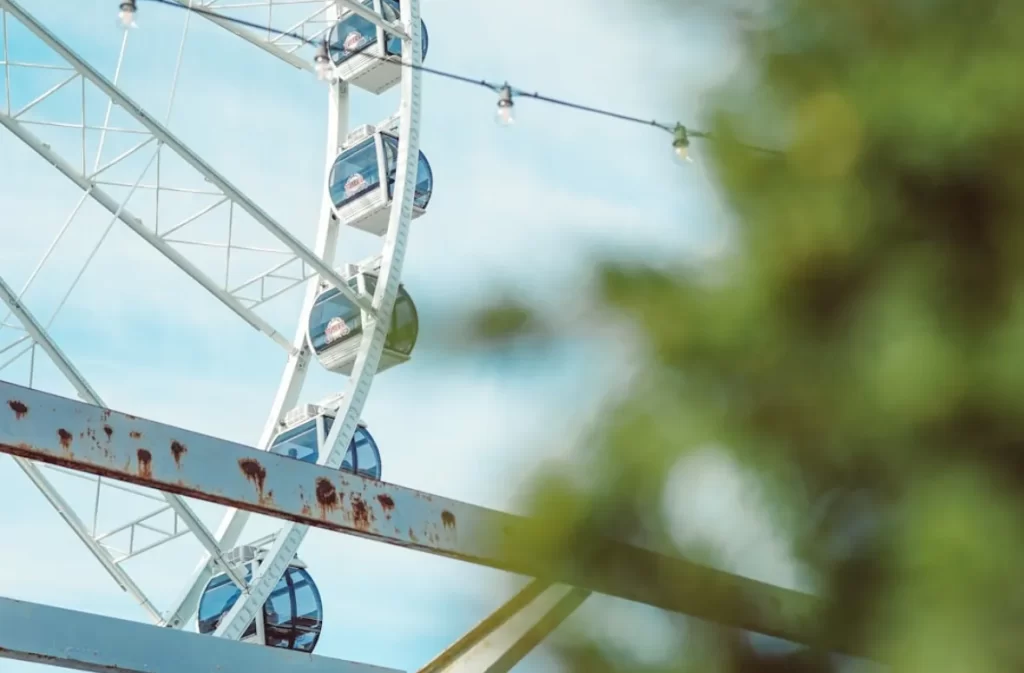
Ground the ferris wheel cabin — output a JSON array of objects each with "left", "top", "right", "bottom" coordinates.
[
  {"left": 197, "top": 547, "right": 323, "bottom": 652},
  {"left": 307, "top": 257, "right": 419, "bottom": 376},
  {"left": 329, "top": 121, "right": 433, "bottom": 236},
  {"left": 268, "top": 401, "right": 383, "bottom": 479},
  {"left": 326, "top": 0, "right": 429, "bottom": 94}
]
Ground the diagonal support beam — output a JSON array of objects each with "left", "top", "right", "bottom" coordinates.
[
  {"left": 166, "top": 0, "right": 314, "bottom": 71},
  {"left": 0, "top": 111, "right": 295, "bottom": 353},
  {"left": 0, "top": 380, "right": 851, "bottom": 656},
  {"left": 0, "top": 274, "right": 249, "bottom": 592},
  {"left": 418, "top": 580, "right": 589, "bottom": 673},
  {"left": 0, "top": 595, "right": 399, "bottom": 673},
  {"left": 0, "top": 0, "right": 374, "bottom": 316},
  {"left": 11, "top": 457, "right": 164, "bottom": 621}
]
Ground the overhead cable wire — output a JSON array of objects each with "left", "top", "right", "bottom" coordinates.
[{"left": 133, "top": 0, "right": 780, "bottom": 156}]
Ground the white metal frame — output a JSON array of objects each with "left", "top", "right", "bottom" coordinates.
[
  {"left": 0, "top": 0, "right": 290, "bottom": 625},
  {"left": 0, "top": 0, "right": 405, "bottom": 622},
  {"left": 203, "top": 0, "right": 424, "bottom": 641},
  {"left": 0, "top": 0, "right": 373, "bottom": 324},
  {"left": 0, "top": 0, "right": 271, "bottom": 611},
  {"left": 161, "top": 56, "right": 355, "bottom": 630},
  {"left": 0, "top": 271, "right": 249, "bottom": 602}
]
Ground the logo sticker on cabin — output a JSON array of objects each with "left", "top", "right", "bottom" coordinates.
[
  {"left": 344, "top": 31, "right": 366, "bottom": 52},
  {"left": 325, "top": 317, "right": 350, "bottom": 344},
  {"left": 345, "top": 173, "right": 367, "bottom": 197}
]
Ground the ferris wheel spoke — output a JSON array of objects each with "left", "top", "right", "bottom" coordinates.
[
  {"left": 160, "top": 0, "right": 324, "bottom": 70},
  {"left": 0, "top": 115, "right": 298, "bottom": 351},
  {"left": 6, "top": 0, "right": 431, "bottom": 654},
  {"left": 11, "top": 456, "right": 165, "bottom": 621},
  {"left": 0, "top": 0, "right": 374, "bottom": 326},
  {"left": 0, "top": 271, "right": 251, "bottom": 597}
]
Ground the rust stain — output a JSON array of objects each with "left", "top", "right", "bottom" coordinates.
[
  {"left": 301, "top": 504, "right": 312, "bottom": 516},
  {"left": 57, "top": 429, "right": 73, "bottom": 452},
  {"left": 103, "top": 424, "right": 113, "bottom": 440},
  {"left": 376, "top": 494, "right": 395, "bottom": 519},
  {"left": 441, "top": 510, "right": 456, "bottom": 529},
  {"left": 239, "top": 458, "right": 267, "bottom": 497},
  {"left": 7, "top": 400, "right": 28, "bottom": 419},
  {"left": 351, "top": 495, "right": 372, "bottom": 531},
  {"left": 137, "top": 449, "right": 153, "bottom": 479},
  {"left": 408, "top": 528, "right": 419, "bottom": 543},
  {"left": 170, "top": 440, "right": 187, "bottom": 467},
  {"left": 315, "top": 477, "right": 340, "bottom": 518},
  {"left": 129, "top": 431, "right": 142, "bottom": 439}
]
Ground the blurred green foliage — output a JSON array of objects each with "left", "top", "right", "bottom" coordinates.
[{"left": 477, "top": 0, "right": 1024, "bottom": 670}]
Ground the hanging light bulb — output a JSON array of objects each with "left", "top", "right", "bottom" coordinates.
[
  {"left": 117, "top": 0, "right": 137, "bottom": 29},
  {"left": 313, "top": 41, "right": 332, "bottom": 81},
  {"left": 672, "top": 124, "right": 692, "bottom": 163},
  {"left": 495, "top": 83, "right": 515, "bottom": 127}
]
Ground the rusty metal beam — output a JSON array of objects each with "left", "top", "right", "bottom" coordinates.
[
  {"left": 0, "top": 594, "right": 399, "bottom": 673},
  {"left": 0, "top": 379, "right": 835, "bottom": 653}
]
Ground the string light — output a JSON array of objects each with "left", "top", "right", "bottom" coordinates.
[
  {"left": 313, "top": 42, "right": 332, "bottom": 82},
  {"left": 672, "top": 124, "right": 692, "bottom": 163},
  {"left": 117, "top": 0, "right": 137, "bottom": 29},
  {"left": 131, "top": 0, "right": 781, "bottom": 159},
  {"left": 495, "top": 83, "right": 515, "bottom": 127}
]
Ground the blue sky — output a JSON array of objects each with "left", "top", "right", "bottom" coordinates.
[{"left": 0, "top": 1, "right": 825, "bottom": 672}]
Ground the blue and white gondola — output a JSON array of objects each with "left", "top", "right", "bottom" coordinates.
[
  {"left": 307, "top": 258, "right": 418, "bottom": 376},
  {"left": 329, "top": 121, "right": 433, "bottom": 236},
  {"left": 268, "top": 402, "right": 383, "bottom": 479},
  {"left": 325, "top": 0, "right": 429, "bottom": 94},
  {"left": 197, "top": 549, "right": 324, "bottom": 652}
]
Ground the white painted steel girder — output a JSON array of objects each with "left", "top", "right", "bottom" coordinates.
[{"left": 0, "top": 595, "right": 399, "bottom": 673}]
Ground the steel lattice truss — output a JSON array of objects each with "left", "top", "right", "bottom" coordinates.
[{"left": 0, "top": 0, "right": 366, "bottom": 623}]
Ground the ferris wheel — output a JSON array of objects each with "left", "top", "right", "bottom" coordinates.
[{"left": 0, "top": 0, "right": 427, "bottom": 653}]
